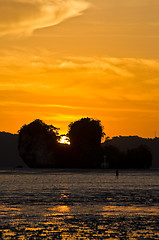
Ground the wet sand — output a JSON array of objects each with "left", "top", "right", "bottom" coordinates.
[{"left": 0, "top": 169, "right": 159, "bottom": 239}]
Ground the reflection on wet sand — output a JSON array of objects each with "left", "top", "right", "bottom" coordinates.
[
  {"left": 102, "top": 205, "right": 159, "bottom": 216},
  {"left": 0, "top": 170, "right": 159, "bottom": 239},
  {"left": 0, "top": 204, "right": 159, "bottom": 239},
  {"left": 49, "top": 205, "right": 70, "bottom": 213}
]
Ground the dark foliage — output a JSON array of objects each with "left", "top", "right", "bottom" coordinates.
[
  {"left": 17, "top": 118, "right": 153, "bottom": 169},
  {"left": 18, "top": 119, "right": 59, "bottom": 142},
  {"left": 102, "top": 135, "right": 159, "bottom": 168},
  {"left": 68, "top": 117, "right": 105, "bottom": 148},
  {"left": 102, "top": 144, "right": 152, "bottom": 169},
  {"left": 55, "top": 143, "right": 72, "bottom": 168},
  {"left": 68, "top": 118, "right": 105, "bottom": 168},
  {"left": 18, "top": 119, "right": 60, "bottom": 167},
  {"left": 102, "top": 145, "right": 124, "bottom": 169},
  {"left": 125, "top": 145, "right": 152, "bottom": 169}
]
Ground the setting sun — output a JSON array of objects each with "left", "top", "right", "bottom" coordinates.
[{"left": 59, "top": 136, "right": 70, "bottom": 145}]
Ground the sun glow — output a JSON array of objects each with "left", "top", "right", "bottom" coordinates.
[
  {"left": 59, "top": 136, "right": 70, "bottom": 145},
  {"left": 0, "top": 0, "right": 159, "bottom": 138}
]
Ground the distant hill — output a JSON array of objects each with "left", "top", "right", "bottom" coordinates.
[
  {"left": 0, "top": 132, "right": 159, "bottom": 168},
  {"left": 0, "top": 132, "right": 27, "bottom": 168},
  {"left": 103, "top": 136, "right": 159, "bottom": 168}
]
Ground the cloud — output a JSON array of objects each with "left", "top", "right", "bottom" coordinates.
[
  {"left": 0, "top": 0, "right": 90, "bottom": 36},
  {"left": 1, "top": 49, "right": 159, "bottom": 104}
]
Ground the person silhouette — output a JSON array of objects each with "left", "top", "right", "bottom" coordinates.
[{"left": 116, "top": 169, "right": 119, "bottom": 177}]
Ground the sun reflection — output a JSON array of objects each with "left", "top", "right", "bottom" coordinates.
[
  {"left": 49, "top": 205, "right": 70, "bottom": 213},
  {"left": 0, "top": 204, "right": 159, "bottom": 239}
]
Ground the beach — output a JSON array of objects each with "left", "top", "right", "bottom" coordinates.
[{"left": 0, "top": 169, "right": 159, "bottom": 239}]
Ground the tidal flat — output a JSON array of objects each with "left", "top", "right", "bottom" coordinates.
[{"left": 0, "top": 169, "right": 159, "bottom": 239}]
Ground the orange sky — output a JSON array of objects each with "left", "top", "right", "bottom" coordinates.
[{"left": 0, "top": 0, "right": 159, "bottom": 138}]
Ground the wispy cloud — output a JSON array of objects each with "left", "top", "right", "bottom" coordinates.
[
  {"left": 1, "top": 48, "right": 159, "bottom": 104},
  {"left": 0, "top": 100, "right": 83, "bottom": 109},
  {"left": 0, "top": 0, "right": 90, "bottom": 36},
  {"left": 1, "top": 50, "right": 159, "bottom": 98}
]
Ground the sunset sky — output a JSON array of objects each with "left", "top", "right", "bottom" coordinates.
[{"left": 1, "top": 0, "right": 159, "bottom": 138}]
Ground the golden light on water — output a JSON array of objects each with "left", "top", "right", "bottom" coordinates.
[
  {"left": 102, "top": 205, "right": 159, "bottom": 216},
  {"left": 1, "top": 204, "right": 158, "bottom": 239},
  {"left": 48, "top": 205, "right": 70, "bottom": 214}
]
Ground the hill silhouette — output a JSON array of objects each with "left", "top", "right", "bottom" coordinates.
[
  {"left": 103, "top": 136, "right": 159, "bottom": 168},
  {"left": 0, "top": 131, "right": 159, "bottom": 168},
  {"left": 0, "top": 132, "right": 27, "bottom": 168}
]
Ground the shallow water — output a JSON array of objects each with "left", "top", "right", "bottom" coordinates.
[{"left": 0, "top": 169, "right": 159, "bottom": 239}]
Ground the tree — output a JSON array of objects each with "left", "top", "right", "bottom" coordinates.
[
  {"left": 18, "top": 119, "right": 60, "bottom": 168},
  {"left": 102, "top": 145, "right": 123, "bottom": 169},
  {"left": 68, "top": 117, "right": 105, "bottom": 168},
  {"left": 126, "top": 145, "right": 152, "bottom": 169},
  {"left": 68, "top": 117, "right": 105, "bottom": 147}
]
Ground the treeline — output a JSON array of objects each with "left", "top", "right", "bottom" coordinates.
[
  {"left": 18, "top": 118, "right": 152, "bottom": 169},
  {"left": 102, "top": 145, "right": 152, "bottom": 169}
]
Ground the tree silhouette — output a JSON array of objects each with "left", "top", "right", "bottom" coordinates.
[
  {"left": 68, "top": 117, "right": 105, "bottom": 147},
  {"left": 68, "top": 117, "right": 105, "bottom": 168},
  {"left": 17, "top": 118, "right": 153, "bottom": 169},
  {"left": 18, "top": 119, "right": 59, "bottom": 139},
  {"left": 18, "top": 119, "right": 60, "bottom": 167},
  {"left": 102, "top": 145, "right": 123, "bottom": 169},
  {"left": 126, "top": 145, "right": 152, "bottom": 169}
]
